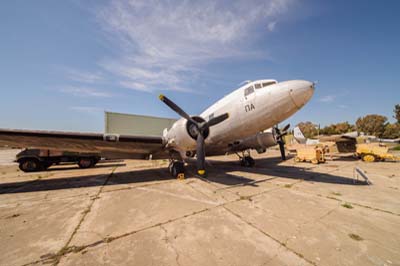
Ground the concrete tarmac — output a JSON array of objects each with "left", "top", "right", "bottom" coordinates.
[{"left": 0, "top": 149, "right": 399, "bottom": 266}]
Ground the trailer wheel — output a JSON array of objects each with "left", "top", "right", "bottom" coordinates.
[
  {"left": 362, "top": 154, "right": 376, "bottom": 162},
  {"left": 78, "top": 158, "right": 94, "bottom": 169},
  {"left": 19, "top": 158, "right": 43, "bottom": 172}
]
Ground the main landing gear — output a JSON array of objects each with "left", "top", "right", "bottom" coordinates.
[
  {"left": 237, "top": 151, "right": 255, "bottom": 167},
  {"left": 168, "top": 160, "right": 185, "bottom": 179}
]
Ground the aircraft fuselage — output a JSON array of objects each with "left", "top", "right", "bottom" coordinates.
[{"left": 166, "top": 79, "right": 314, "bottom": 155}]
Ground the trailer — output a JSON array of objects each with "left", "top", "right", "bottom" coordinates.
[
  {"left": 16, "top": 149, "right": 101, "bottom": 172},
  {"left": 356, "top": 143, "right": 400, "bottom": 162},
  {"left": 294, "top": 146, "right": 326, "bottom": 164}
]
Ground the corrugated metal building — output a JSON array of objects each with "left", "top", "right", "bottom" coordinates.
[{"left": 104, "top": 111, "right": 177, "bottom": 137}]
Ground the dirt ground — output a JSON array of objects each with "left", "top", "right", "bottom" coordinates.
[{"left": 0, "top": 149, "right": 399, "bottom": 266}]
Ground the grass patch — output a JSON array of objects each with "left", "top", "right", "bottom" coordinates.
[
  {"left": 391, "top": 145, "right": 400, "bottom": 151},
  {"left": 349, "top": 233, "right": 363, "bottom": 241},
  {"left": 342, "top": 203, "right": 353, "bottom": 209},
  {"left": 331, "top": 192, "right": 342, "bottom": 196},
  {"left": 284, "top": 184, "right": 293, "bottom": 188}
]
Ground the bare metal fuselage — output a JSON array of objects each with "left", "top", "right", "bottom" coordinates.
[{"left": 165, "top": 80, "right": 314, "bottom": 156}]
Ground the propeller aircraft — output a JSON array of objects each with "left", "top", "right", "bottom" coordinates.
[{"left": 0, "top": 79, "right": 315, "bottom": 177}]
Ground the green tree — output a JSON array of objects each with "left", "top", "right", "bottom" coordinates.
[
  {"left": 320, "top": 122, "right": 355, "bottom": 135},
  {"left": 382, "top": 123, "right": 400, "bottom": 139},
  {"left": 356, "top": 114, "right": 387, "bottom": 137},
  {"left": 394, "top": 104, "right": 400, "bottom": 124},
  {"left": 297, "top": 121, "right": 318, "bottom": 138}
]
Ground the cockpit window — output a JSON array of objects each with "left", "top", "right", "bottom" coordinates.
[
  {"left": 262, "top": 81, "right": 276, "bottom": 87},
  {"left": 244, "top": 86, "right": 254, "bottom": 97},
  {"left": 254, "top": 83, "right": 262, "bottom": 89}
]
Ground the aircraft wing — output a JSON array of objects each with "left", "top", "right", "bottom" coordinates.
[{"left": 0, "top": 128, "right": 168, "bottom": 159}]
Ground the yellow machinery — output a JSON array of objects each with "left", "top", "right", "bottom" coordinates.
[
  {"left": 356, "top": 143, "right": 400, "bottom": 162},
  {"left": 294, "top": 146, "right": 325, "bottom": 164}
]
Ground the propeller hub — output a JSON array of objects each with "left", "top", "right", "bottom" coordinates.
[{"left": 186, "top": 116, "right": 209, "bottom": 140}]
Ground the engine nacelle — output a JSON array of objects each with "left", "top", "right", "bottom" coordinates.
[
  {"left": 232, "top": 131, "right": 277, "bottom": 153},
  {"left": 164, "top": 116, "right": 209, "bottom": 151}
]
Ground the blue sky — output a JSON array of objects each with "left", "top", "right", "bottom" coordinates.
[{"left": 0, "top": 0, "right": 399, "bottom": 132}]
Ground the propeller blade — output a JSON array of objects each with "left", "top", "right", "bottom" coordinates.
[
  {"left": 159, "top": 94, "right": 196, "bottom": 124},
  {"left": 207, "top": 113, "right": 229, "bottom": 127},
  {"left": 278, "top": 131, "right": 288, "bottom": 139},
  {"left": 274, "top": 124, "right": 287, "bottom": 161},
  {"left": 281, "top": 123, "right": 290, "bottom": 133},
  {"left": 196, "top": 133, "right": 206, "bottom": 176},
  {"left": 278, "top": 140, "right": 286, "bottom": 160}
]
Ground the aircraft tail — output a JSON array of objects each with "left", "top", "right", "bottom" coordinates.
[{"left": 293, "top": 126, "right": 306, "bottom": 144}]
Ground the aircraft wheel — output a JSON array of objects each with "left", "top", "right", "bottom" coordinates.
[
  {"left": 170, "top": 162, "right": 185, "bottom": 178},
  {"left": 241, "top": 156, "right": 255, "bottom": 167},
  {"left": 19, "top": 158, "right": 43, "bottom": 172}
]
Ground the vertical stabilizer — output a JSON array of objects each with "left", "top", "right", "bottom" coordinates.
[{"left": 293, "top": 126, "right": 306, "bottom": 144}]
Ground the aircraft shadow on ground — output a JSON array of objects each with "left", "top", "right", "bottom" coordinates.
[
  {"left": 204, "top": 157, "right": 367, "bottom": 186},
  {"left": 0, "top": 157, "right": 367, "bottom": 195}
]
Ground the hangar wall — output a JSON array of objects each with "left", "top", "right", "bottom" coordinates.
[{"left": 104, "top": 111, "right": 177, "bottom": 137}]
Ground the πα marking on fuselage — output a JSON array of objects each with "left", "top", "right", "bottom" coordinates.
[{"left": 244, "top": 103, "right": 255, "bottom": 112}]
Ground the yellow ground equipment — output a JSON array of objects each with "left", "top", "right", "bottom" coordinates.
[
  {"left": 294, "top": 146, "right": 325, "bottom": 164},
  {"left": 356, "top": 143, "right": 400, "bottom": 162}
]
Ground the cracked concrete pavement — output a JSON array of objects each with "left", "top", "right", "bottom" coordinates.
[{"left": 0, "top": 149, "right": 399, "bottom": 266}]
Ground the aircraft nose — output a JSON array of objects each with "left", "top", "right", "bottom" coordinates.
[{"left": 289, "top": 80, "right": 315, "bottom": 108}]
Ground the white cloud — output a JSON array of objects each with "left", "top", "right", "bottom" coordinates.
[
  {"left": 267, "top": 21, "right": 277, "bottom": 31},
  {"left": 69, "top": 106, "right": 102, "bottom": 114},
  {"left": 95, "top": 0, "right": 296, "bottom": 92},
  {"left": 319, "top": 95, "right": 336, "bottom": 103},
  {"left": 65, "top": 68, "right": 104, "bottom": 84},
  {"left": 60, "top": 86, "right": 113, "bottom": 98}
]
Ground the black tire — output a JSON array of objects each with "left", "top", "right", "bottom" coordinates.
[
  {"left": 171, "top": 162, "right": 184, "bottom": 177},
  {"left": 247, "top": 157, "right": 255, "bottom": 167},
  {"left": 78, "top": 158, "right": 94, "bottom": 169},
  {"left": 19, "top": 158, "right": 43, "bottom": 172},
  {"left": 241, "top": 156, "right": 255, "bottom": 167}
]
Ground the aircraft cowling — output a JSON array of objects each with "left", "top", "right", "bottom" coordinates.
[
  {"left": 165, "top": 116, "right": 209, "bottom": 151},
  {"left": 231, "top": 131, "right": 277, "bottom": 153}
]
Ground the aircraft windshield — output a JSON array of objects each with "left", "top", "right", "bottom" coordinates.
[
  {"left": 244, "top": 86, "right": 254, "bottom": 97},
  {"left": 261, "top": 81, "right": 276, "bottom": 87}
]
